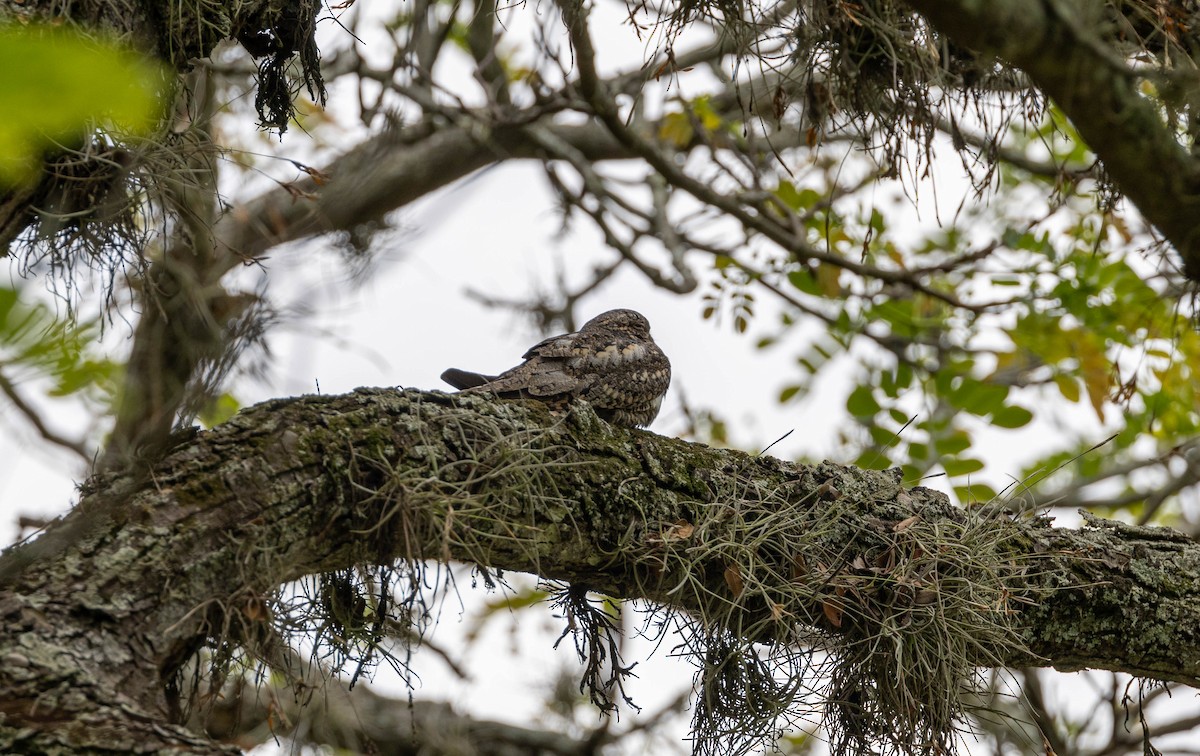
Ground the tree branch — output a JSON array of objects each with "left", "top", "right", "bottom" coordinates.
[
  {"left": 213, "top": 121, "right": 630, "bottom": 267},
  {"left": 904, "top": 0, "right": 1200, "bottom": 280},
  {"left": 197, "top": 647, "right": 612, "bottom": 754},
  {"left": 556, "top": 0, "right": 986, "bottom": 312},
  {"left": 5, "top": 389, "right": 1200, "bottom": 751},
  {"left": 0, "top": 368, "right": 91, "bottom": 462}
]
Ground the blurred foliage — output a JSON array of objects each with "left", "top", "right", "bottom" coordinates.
[
  {"left": 0, "top": 285, "right": 117, "bottom": 405},
  {"left": 0, "top": 24, "right": 165, "bottom": 185},
  {"left": 197, "top": 392, "right": 241, "bottom": 429},
  {"left": 0, "top": 25, "right": 163, "bottom": 455},
  {"left": 463, "top": 582, "right": 551, "bottom": 645},
  {"left": 682, "top": 104, "right": 1200, "bottom": 513}
]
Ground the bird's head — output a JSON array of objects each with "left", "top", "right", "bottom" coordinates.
[{"left": 582, "top": 309, "right": 653, "bottom": 337}]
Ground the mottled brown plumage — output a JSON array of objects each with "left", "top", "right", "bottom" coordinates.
[{"left": 441, "top": 309, "right": 671, "bottom": 427}]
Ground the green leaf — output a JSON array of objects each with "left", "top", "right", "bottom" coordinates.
[
  {"left": 868, "top": 207, "right": 886, "bottom": 234},
  {"left": 199, "top": 393, "right": 241, "bottom": 428},
  {"left": 50, "top": 358, "right": 118, "bottom": 398},
  {"left": 774, "top": 182, "right": 821, "bottom": 212},
  {"left": 690, "top": 95, "right": 722, "bottom": 131},
  {"left": 846, "top": 385, "right": 880, "bottom": 417},
  {"left": 464, "top": 586, "right": 552, "bottom": 643},
  {"left": 816, "top": 264, "right": 842, "bottom": 297},
  {"left": 0, "top": 285, "right": 116, "bottom": 407},
  {"left": 955, "top": 483, "right": 998, "bottom": 504},
  {"left": 854, "top": 450, "right": 892, "bottom": 470},
  {"left": 658, "top": 111, "right": 693, "bottom": 147},
  {"left": 942, "top": 457, "right": 985, "bottom": 476},
  {"left": 880, "top": 366, "right": 914, "bottom": 398},
  {"left": 991, "top": 404, "right": 1034, "bottom": 429},
  {"left": 1075, "top": 333, "right": 1111, "bottom": 422},
  {"left": 868, "top": 425, "right": 897, "bottom": 446},
  {"left": 1053, "top": 374, "right": 1081, "bottom": 403},
  {"left": 949, "top": 378, "right": 1009, "bottom": 416},
  {"left": 0, "top": 26, "right": 166, "bottom": 184},
  {"left": 933, "top": 431, "right": 972, "bottom": 456},
  {"left": 787, "top": 268, "right": 821, "bottom": 296}
]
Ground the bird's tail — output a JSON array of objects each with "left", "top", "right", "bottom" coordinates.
[{"left": 441, "top": 368, "right": 497, "bottom": 390}]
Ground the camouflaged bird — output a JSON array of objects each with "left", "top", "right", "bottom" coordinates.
[{"left": 441, "top": 309, "right": 671, "bottom": 427}]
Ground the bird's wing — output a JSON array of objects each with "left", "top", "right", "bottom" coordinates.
[
  {"left": 468, "top": 329, "right": 589, "bottom": 398},
  {"left": 447, "top": 330, "right": 583, "bottom": 395},
  {"left": 521, "top": 331, "right": 582, "bottom": 360},
  {"left": 471, "top": 355, "right": 588, "bottom": 398}
]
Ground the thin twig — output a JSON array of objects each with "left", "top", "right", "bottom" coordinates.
[{"left": 0, "top": 368, "right": 90, "bottom": 462}]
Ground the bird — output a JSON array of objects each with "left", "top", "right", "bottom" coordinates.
[{"left": 441, "top": 309, "right": 671, "bottom": 428}]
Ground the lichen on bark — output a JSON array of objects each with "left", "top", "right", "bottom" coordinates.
[{"left": 3, "top": 388, "right": 1200, "bottom": 754}]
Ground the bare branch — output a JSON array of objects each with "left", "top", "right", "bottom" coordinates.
[
  {"left": 556, "top": 0, "right": 989, "bottom": 312},
  {"left": 906, "top": 0, "right": 1200, "bottom": 281},
  {"left": 0, "top": 369, "right": 90, "bottom": 462},
  {"left": 197, "top": 647, "right": 613, "bottom": 754}
]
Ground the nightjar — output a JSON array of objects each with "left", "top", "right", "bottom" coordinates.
[{"left": 441, "top": 309, "right": 671, "bottom": 427}]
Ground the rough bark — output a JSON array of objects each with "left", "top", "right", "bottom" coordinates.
[{"left": 3, "top": 388, "right": 1200, "bottom": 752}]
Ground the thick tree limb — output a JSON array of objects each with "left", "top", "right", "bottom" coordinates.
[
  {"left": 4, "top": 388, "right": 1200, "bottom": 752},
  {"left": 905, "top": 0, "right": 1200, "bottom": 279},
  {"left": 212, "top": 122, "right": 629, "bottom": 267}
]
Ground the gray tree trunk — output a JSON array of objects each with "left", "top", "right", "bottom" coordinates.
[{"left": 2, "top": 388, "right": 1198, "bottom": 753}]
